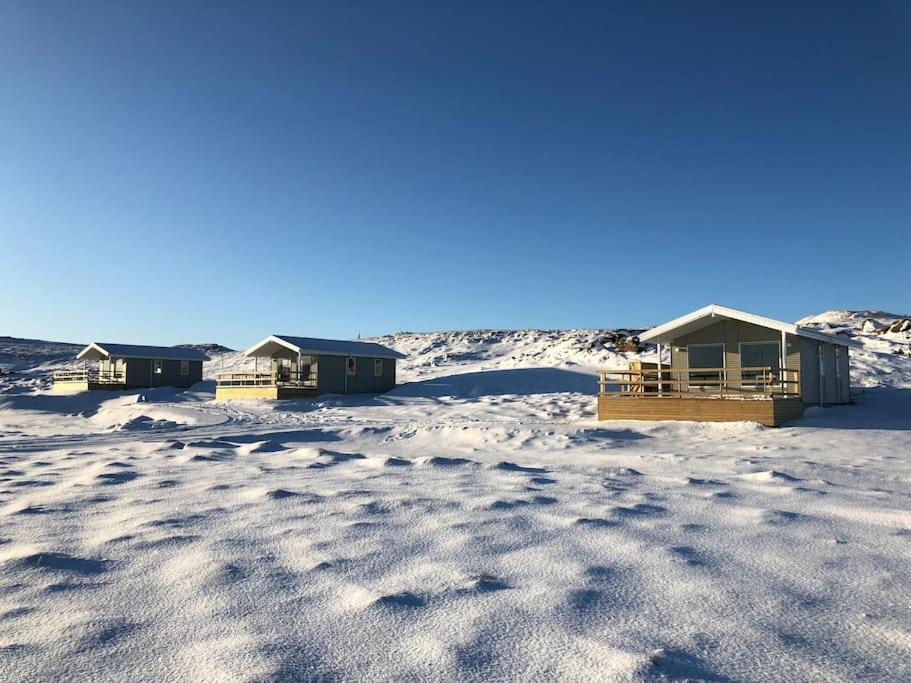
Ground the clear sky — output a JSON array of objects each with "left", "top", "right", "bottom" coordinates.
[{"left": 1, "top": 1, "right": 909, "bottom": 348}]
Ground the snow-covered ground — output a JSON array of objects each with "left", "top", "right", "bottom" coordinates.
[{"left": 1, "top": 313, "right": 909, "bottom": 681}]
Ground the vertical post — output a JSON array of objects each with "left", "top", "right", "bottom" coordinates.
[
  {"left": 298, "top": 351, "right": 302, "bottom": 386},
  {"left": 656, "top": 343, "right": 663, "bottom": 396},
  {"left": 781, "top": 330, "right": 787, "bottom": 397}
]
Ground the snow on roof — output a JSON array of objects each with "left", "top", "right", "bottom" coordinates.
[
  {"left": 639, "top": 304, "right": 861, "bottom": 348},
  {"left": 76, "top": 343, "right": 211, "bottom": 361},
  {"left": 244, "top": 335, "right": 406, "bottom": 360}
]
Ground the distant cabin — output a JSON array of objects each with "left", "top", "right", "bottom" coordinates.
[
  {"left": 598, "top": 304, "right": 860, "bottom": 426},
  {"left": 216, "top": 335, "right": 405, "bottom": 400},
  {"left": 53, "top": 343, "right": 209, "bottom": 392}
]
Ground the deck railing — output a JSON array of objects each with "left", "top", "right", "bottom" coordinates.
[
  {"left": 53, "top": 369, "right": 125, "bottom": 384},
  {"left": 215, "top": 370, "right": 318, "bottom": 389},
  {"left": 598, "top": 367, "right": 800, "bottom": 399}
]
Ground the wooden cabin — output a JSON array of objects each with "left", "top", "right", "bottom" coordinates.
[
  {"left": 598, "top": 304, "right": 859, "bottom": 426},
  {"left": 52, "top": 343, "right": 209, "bottom": 392},
  {"left": 215, "top": 335, "right": 405, "bottom": 400}
]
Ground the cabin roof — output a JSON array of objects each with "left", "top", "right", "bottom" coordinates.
[
  {"left": 76, "top": 343, "right": 211, "bottom": 361},
  {"left": 244, "top": 335, "right": 406, "bottom": 360},
  {"left": 638, "top": 304, "right": 860, "bottom": 348}
]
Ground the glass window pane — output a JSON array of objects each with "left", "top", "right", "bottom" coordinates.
[
  {"left": 740, "top": 342, "right": 780, "bottom": 369},
  {"left": 688, "top": 344, "right": 724, "bottom": 368},
  {"left": 688, "top": 344, "right": 724, "bottom": 387}
]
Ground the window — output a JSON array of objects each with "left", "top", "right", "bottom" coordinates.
[
  {"left": 347, "top": 357, "right": 357, "bottom": 376},
  {"left": 180, "top": 360, "right": 189, "bottom": 376},
  {"left": 153, "top": 359, "right": 163, "bottom": 375},
  {"left": 374, "top": 358, "right": 383, "bottom": 377},
  {"left": 739, "top": 341, "right": 780, "bottom": 385},
  {"left": 687, "top": 344, "right": 724, "bottom": 387}
]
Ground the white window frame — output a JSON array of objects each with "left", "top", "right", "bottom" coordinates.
[
  {"left": 180, "top": 360, "right": 190, "bottom": 376},
  {"left": 374, "top": 358, "right": 383, "bottom": 377},
  {"left": 347, "top": 357, "right": 357, "bottom": 376},
  {"left": 686, "top": 343, "right": 725, "bottom": 389},
  {"left": 153, "top": 359, "right": 163, "bottom": 375}
]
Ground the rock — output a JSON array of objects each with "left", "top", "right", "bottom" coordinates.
[{"left": 617, "top": 336, "right": 641, "bottom": 353}]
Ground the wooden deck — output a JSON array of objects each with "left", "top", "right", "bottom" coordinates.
[
  {"left": 597, "top": 366, "right": 804, "bottom": 426},
  {"left": 598, "top": 395, "right": 804, "bottom": 427},
  {"left": 215, "top": 385, "right": 319, "bottom": 400},
  {"left": 52, "top": 370, "right": 126, "bottom": 393},
  {"left": 215, "top": 371, "right": 319, "bottom": 400}
]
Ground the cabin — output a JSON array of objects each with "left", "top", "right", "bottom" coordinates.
[
  {"left": 52, "top": 343, "right": 209, "bottom": 392},
  {"left": 215, "top": 335, "right": 405, "bottom": 400},
  {"left": 598, "top": 304, "right": 859, "bottom": 426}
]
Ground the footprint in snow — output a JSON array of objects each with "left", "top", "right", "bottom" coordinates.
[
  {"left": 265, "top": 489, "right": 298, "bottom": 500},
  {"left": 10, "top": 552, "right": 111, "bottom": 575},
  {"left": 574, "top": 517, "right": 620, "bottom": 528},
  {"left": 669, "top": 545, "right": 711, "bottom": 567},
  {"left": 685, "top": 477, "right": 727, "bottom": 487},
  {"left": 648, "top": 648, "right": 734, "bottom": 683},
  {"left": 761, "top": 509, "right": 803, "bottom": 525},
  {"left": 491, "top": 461, "right": 548, "bottom": 474},
  {"left": 373, "top": 591, "right": 426, "bottom": 608},
  {"left": 611, "top": 503, "right": 667, "bottom": 518},
  {"left": 420, "top": 456, "right": 477, "bottom": 467},
  {"left": 95, "top": 471, "right": 140, "bottom": 485},
  {"left": 465, "top": 574, "right": 510, "bottom": 593},
  {"left": 383, "top": 457, "right": 412, "bottom": 467}
]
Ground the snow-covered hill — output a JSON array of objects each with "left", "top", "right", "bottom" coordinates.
[
  {"left": 797, "top": 310, "right": 911, "bottom": 388},
  {"left": 4, "top": 311, "right": 911, "bottom": 392}
]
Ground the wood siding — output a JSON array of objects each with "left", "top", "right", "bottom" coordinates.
[
  {"left": 799, "top": 338, "right": 821, "bottom": 404},
  {"left": 215, "top": 386, "right": 319, "bottom": 400},
  {"left": 598, "top": 397, "right": 804, "bottom": 427},
  {"left": 670, "top": 319, "right": 799, "bottom": 392}
]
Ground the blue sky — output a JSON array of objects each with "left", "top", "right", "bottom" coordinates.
[{"left": 1, "top": 1, "right": 909, "bottom": 348}]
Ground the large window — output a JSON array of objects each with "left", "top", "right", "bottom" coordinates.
[
  {"left": 153, "top": 359, "right": 163, "bottom": 375},
  {"left": 688, "top": 344, "right": 724, "bottom": 387},
  {"left": 180, "top": 360, "right": 189, "bottom": 376},
  {"left": 347, "top": 357, "right": 357, "bottom": 376},
  {"left": 374, "top": 359, "right": 383, "bottom": 377},
  {"left": 739, "top": 341, "right": 780, "bottom": 385}
]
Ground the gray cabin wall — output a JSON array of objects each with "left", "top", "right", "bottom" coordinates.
[
  {"left": 123, "top": 358, "right": 202, "bottom": 389},
  {"left": 837, "top": 345, "right": 850, "bottom": 403},
  {"left": 310, "top": 354, "right": 397, "bottom": 395},
  {"left": 798, "top": 339, "right": 851, "bottom": 405},
  {"left": 822, "top": 343, "right": 838, "bottom": 404},
  {"left": 348, "top": 356, "right": 396, "bottom": 393},
  {"left": 315, "top": 355, "right": 348, "bottom": 394}
]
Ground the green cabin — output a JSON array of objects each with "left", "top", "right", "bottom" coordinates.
[
  {"left": 216, "top": 334, "right": 405, "bottom": 400},
  {"left": 53, "top": 343, "right": 209, "bottom": 392},
  {"left": 599, "top": 304, "right": 860, "bottom": 426}
]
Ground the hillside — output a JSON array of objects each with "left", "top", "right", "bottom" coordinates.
[{"left": 3, "top": 311, "right": 911, "bottom": 394}]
